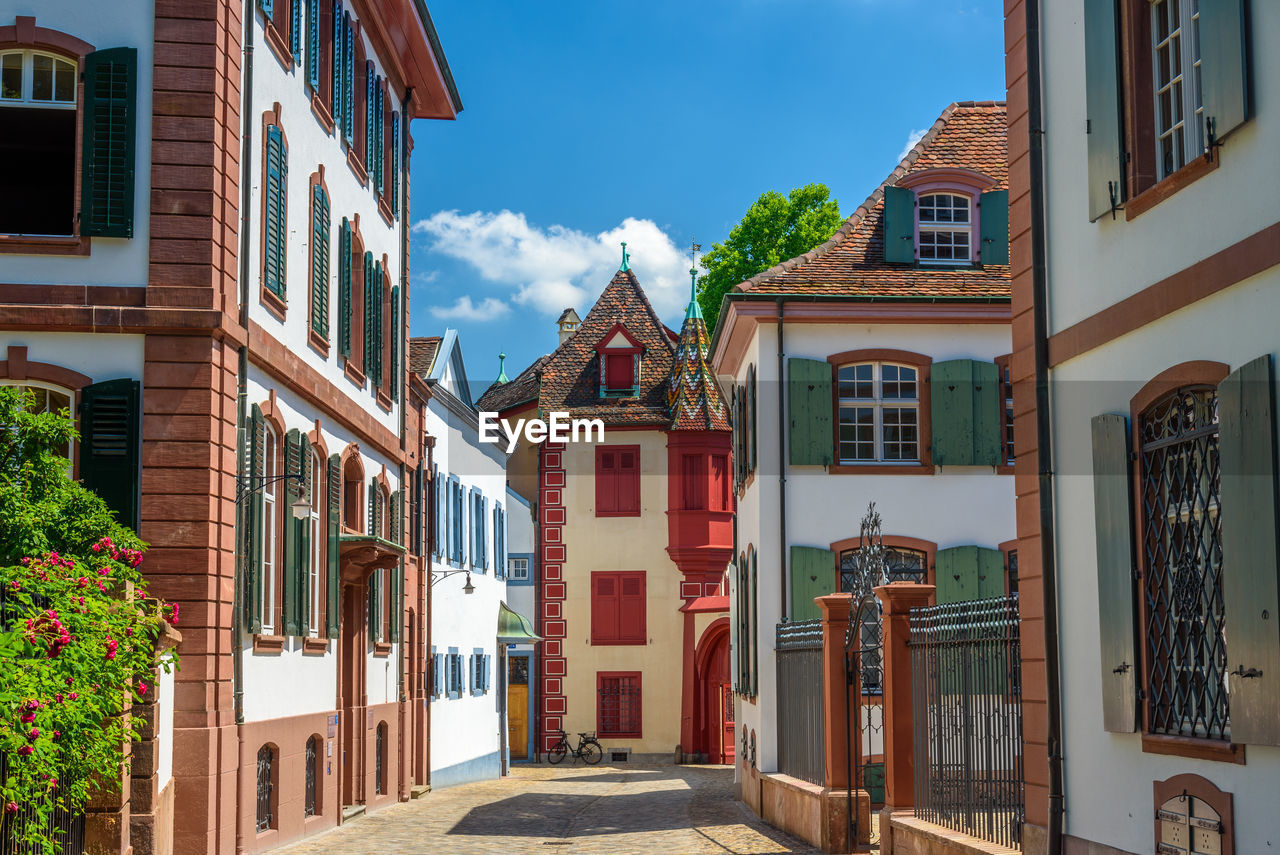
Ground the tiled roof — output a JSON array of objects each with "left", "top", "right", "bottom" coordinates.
[
  {"left": 737, "top": 102, "right": 1010, "bottom": 299},
  {"left": 408, "top": 336, "right": 441, "bottom": 376},
  {"left": 667, "top": 307, "right": 731, "bottom": 431},
  {"left": 476, "top": 354, "right": 546, "bottom": 413}
]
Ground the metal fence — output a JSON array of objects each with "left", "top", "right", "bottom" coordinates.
[
  {"left": 0, "top": 754, "right": 85, "bottom": 855},
  {"left": 910, "top": 595, "right": 1024, "bottom": 849},
  {"left": 775, "top": 620, "right": 824, "bottom": 786}
]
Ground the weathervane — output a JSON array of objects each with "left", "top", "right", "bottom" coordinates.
[
  {"left": 689, "top": 240, "right": 701, "bottom": 299},
  {"left": 620, "top": 241, "right": 631, "bottom": 272}
]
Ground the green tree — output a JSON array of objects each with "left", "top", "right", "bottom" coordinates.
[
  {"left": 697, "top": 183, "right": 843, "bottom": 331},
  {"left": 0, "top": 387, "right": 176, "bottom": 854}
]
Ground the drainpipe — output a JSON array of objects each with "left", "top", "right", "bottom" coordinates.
[
  {"left": 776, "top": 298, "right": 788, "bottom": 618},
  {"left": 396, "top": 87, "right": 412, "bottom": 802},
  {"left": 1026, "top": 1, "right": 1065, "bottom": 851},
  {"left": 232, "top": 5, "right": 255, "bottom": 855}
]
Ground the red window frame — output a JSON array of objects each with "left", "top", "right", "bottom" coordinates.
[
  {"left": 604, "top": 352, "right": 634, "bottom": 392},
  {"left": 597, "top": 671, "right": 642, "bottom": 738},
  {"left": 595, "top": 445, "right": 640, "bottom": 517},
  {"left": 590, "top": 572, "right": 646, "bottom": 645}
]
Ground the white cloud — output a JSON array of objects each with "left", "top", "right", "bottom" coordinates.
[
  {"left": 897, "top": 128, "right": 928, "bottom": 161},
  {"left": 429, "top": 296, "right": 512, "bottom": 322},
  {"left": 412, "top": 210, "right": 694, "bottom": 320}
]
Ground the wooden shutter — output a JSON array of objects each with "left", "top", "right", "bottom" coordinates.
[
  {"left": 264, "top": 125, "right": 287, "bottom": 297},
  {"left": 1084, "top": 0, "right": 1124, "bottom": 222},
  {"left": 342, "top": 13, "right": 354, "bottom": 143},
  {"left": 365, "top": 63, "right": 376, "bottom": 163},
  {"left": 414, "top": 462, "right": 425, "bottom": 556},
  {"left": 363, "top": 252, "right": 374, "bottom": 374},
  {"left": 327, "top": 454, "right": 341, "bottom": 638},
  {"left": 1090, "top": 414, "right": 1138, "bottom": 733},
  {"left": 247, "top": 405, "right": 266, "bottom": 634},
  {"left": 368, "top": 571, "right": 380, "bottom": 643},
  {"left": 373, "top": 79, "right": 385, "bottom": 195},
  {"left": 882, "top": 185, "right": 915, "bottom": 263},
  {"left": 618, "top": 448, "right": 639, "bottom": 512},
  {"left": 81, "top": 48, "right": 138, "bottom": 238},
  {"left": 592, "top": 574, "right": 619, "bottom": 643},
  {"left": 747, "top": 364, "right": 757, "bottom": 473},
  {"left": 788, "top": 358, "right": 834, "bottom": 466},
  {"left": 1199, "top": 0, "right": 1251, "bottom": 143},
  {"left": 311, "top": 185, "right": 330, "bottom": 338},
  {"left": 619, "top": 574, "right": 646, "bottom": 643},
  {"left": 283, "top": 429, "right": 302, "bottom": 636},
  {"left": 79, "top": 378, "right": 141, "bottom": 531},
  {"left": 258, "top": 0, "right": 273, "bottom": 15},
  {"left": 306, "top": 0, "right": 320, "bottom": 88},
  {"left": 596, "top": 449, "right": 617, "bottom": 514},
  {"left": 390, "top": 112, "right": 400, "bottom": 216},
  {"left": 978, "top": 190, "right": 1009, "bottom": 265},
  {"left": 390, "top": 489, "right": 401, "bottom": 544},
  {"left": 331, "top": 2, "right": 343, "bottom": 111},
  {"left": 931, "top": 359, "right": 1000, "bottom": 466},
  {"left": 390, "top": 284, "right": 400, "bottom": 401},
  {"left": 338, "top": 218, "right": 351, "bottom": 356},
  {"left": 789, "top": 546, "right": 834, "bottom": 622},
  {"left": 1219, "top": 355, "right": 1280, "bottom": 745},
  {"left": 290, "top": 0, "right": 302, "bottom": 63},
  {"left": 389, "top": 562, "right": 402, "bottom": 642},
  {"left": 750, "top": 550, "right": 759, "bottom": 696}
]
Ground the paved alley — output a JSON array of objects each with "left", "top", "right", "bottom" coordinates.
[{"left": 272, "top": 763, "right": 821, "bottom": 855}]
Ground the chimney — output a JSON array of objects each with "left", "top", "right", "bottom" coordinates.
[{"left": 556, "top": 308, "right": 580, "bottom": 345}]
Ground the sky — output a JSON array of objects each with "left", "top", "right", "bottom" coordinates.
[{"left": 407, "top": 0, "right": 1007, "bottom": 394}]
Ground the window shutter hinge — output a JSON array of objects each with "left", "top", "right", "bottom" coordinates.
[
  {"left": 1136, "top": 687, "right": 1145, "bottom": 701},
  {"left": 1086, "top": 119, "right": 1092, "bottom": 134}
]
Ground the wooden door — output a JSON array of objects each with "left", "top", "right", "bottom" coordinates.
[
  {"left": 721, "top": 683, "right": 735, "bottom": 764},
  {"left": 507, "top": 656, "right": 529, "bottom": 759}
]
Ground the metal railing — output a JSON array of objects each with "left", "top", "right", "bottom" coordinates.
[
  {"left": 775, "top": 620, "right": 823, "bottom": 786},
  {"left": 910, "top": 595, "right": 1024, "bottom": 850},
  {"left": 0, "top": 754, "right": 85, "bottom": 855}
]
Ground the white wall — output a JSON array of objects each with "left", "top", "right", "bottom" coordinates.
[
  {"left": 3, "top": 1, "right": 154, "bottom": 287},
  {"left": 0, "top": 332, "right": 144, "bottom": 385},
  {"left": 158, "top": 657, "right": 175, "bottom": 791}
]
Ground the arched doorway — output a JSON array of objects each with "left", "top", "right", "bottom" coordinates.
[{"left": 693, "top": 619, "right": 733, "bottom": 764}]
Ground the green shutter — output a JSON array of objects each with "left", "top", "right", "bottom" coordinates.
[
  {"left": 374, "top": 79, "right": 384, "bottom": 195},
  {"left": 298, "top": 432, "right": 312, "bottom": 635},
  {"left": 789, "top": 546, "right": 834, "bottom": 622},
  {"left": 390, "top": 490, "right": 401, "bottom": 544},
  {"left": 247, "top": 405, "right": 266, "bottom": 634},
  {"left": 1219, "top": 355, "right": 1280, "bottom": 746},
  {"left": 368, "top": 477, "right": 378, "bottom": 536},
  {"left": 935, "top": 546, "right": 1003, "bottom": 604},
  {"left": 750, "top": 550, "right": 758, "bottom": 696},
  {"left": 389, "top": 561, "right": 401, "bottom": 642},
  {"left": 788, "top": 358, "right": 834, "bottom": 466},
  {"left": 264, "top": 125, "right": 286, "bottom": 298},
  {"left": 79, "top": 378, "right": 141, "bottom": 530},
  {"left": 390, "top": 284, "right": 400, "bottom": 402},
  {"left": 327, "top": 453, "right": 341, "bottom": 639},
  {"left": 1199, "top": 0, "right": 1251, "bottom": 144},
  {"left": 365, "top": 64, "right": 376, "bottom": 162},
  {"left": 81, "top": 48, "right": 138, "bottom": 238},
  {"left": 882, "top": 185, "right": 915, "bottom": 264},
  {"left": 311, "top": 184, "right": 330, "bottom": 338},
  {"left": 306, "top": 0, "right": 319, "bottom": 89},
  {"left": 1090, "top": 413, "right": 1138, "bottom": 733},
  {"left": 282, "top": 429, "right": 302, "bottom": 636},
  {"left": 332, "top": 2, "right": 343, "bottom": 111},
  {"left": 390, "top": 112, "right": 400, "bottom": 217},
  {"left": 978, "top": 190, "right": 1009, "bottom": 266},
  {"left": 932, "top": 359, "right": 1000, "bottom": 466},
  {"left": 748, "top": 364, "right": 758, "bottom": 473},
  {"left": 414, "top": 462, "right": 425, "bottom": 555},
  {"left": 363, "top": 252, "right": 375, "bottom": 375},
  {"left": 1084, "top": 0, "right": 1124, "bottom": 222},
  {"left": 290, "top": 0, "right": 302, "bottom": 63},
  {"left": 338, "top": 218, "right": 351, "bottom": 357}
]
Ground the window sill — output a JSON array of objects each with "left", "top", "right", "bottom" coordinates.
[
  {"left": 343, "top": 358, "right": 366, "bottom": 389},
  {"left": 1141, "top": 733, "right": 1245, "bottom": 765},
  {"left": 301, "top": 637, "right": 329, "bottom": 655},
  {"left": 263, "top": 22, "right": 294, "bottom": 72},
  {"left": 372, "top": 642, "right": 393, "bottom": 657},
  {"left": 377, "top": 197, "right": 394, "bottom": 227},
  {"left": 828, "top": 463, "right": 933, "bottom": 476},
  {"left": 595, "top": 510, "right": 642, "bottom": 518},
  {"left": 598, "top": 732, "right": 642, "bottom": 740},
  {"left": 1126, "top": 153, "right": 1219, "bottom": 221},
  {"left": 308, "top": 328, "right": 330, "bottom": 358},
  {"left": 591, "top": 638, "right": 647, "bottom": 646},
  {"left": 0, "top": 234, "right": 90, "bottom": 256},
  {"left": 310, "top": 92, "right": 335, "bottom": 135},
  {"left": 376, "top": 390, "right": 393, "bottom": 412},
  {"left": 346, "top": 148, "right": 368, "bottom": 187},
  {"left": 253, "top": 634, "right": 286, "bottom": 654},
  {"left": 260, "top": 284, "right": 287, "bottom": 321}
]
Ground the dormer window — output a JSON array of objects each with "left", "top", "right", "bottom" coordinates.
[
  {"left": 596, "top": 323, "right": 644, "bottom": 398},
  {"left": 604, "top": 353, "right": 635, "bottom": 394},
  {"left": 917, "top": 193, "right": 972, "bottom": 264}
]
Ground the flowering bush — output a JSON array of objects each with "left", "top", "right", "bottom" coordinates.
[{"left": 0, "top": 387, "right": 178, "bottom": 853}]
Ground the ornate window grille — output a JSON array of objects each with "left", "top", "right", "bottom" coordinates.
[
  {"left": 255, "top": 745, "right": 274, "bottom": 831},
  {"left": 374, "top": 724, "right": 385, "bottom": 795},
  {"left": 304, "top": 736, "right": 318, "bottom": 818},
  {"left": 1139, "top": 386, "right": 1228, "bottom": 740},
  {"left": 597, "top": 674, "right": 642, "bottom": 737}
]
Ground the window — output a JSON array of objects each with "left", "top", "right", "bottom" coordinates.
[
  {"left": 304, "top": 735, "right": 320, "bottom": 817},
  {"left": 308, "top": 451, "right": 324, "bottom": 636},
  {"left": 471, "top": 650, "right": 490, "bottom": 695},
  {"left": 353, "top": 44, "right": 367, "bottom": 162},
  {"left": 447, "top": 650, "right": 463, "bottom": 698},
  {"left": 591, "top": 572, "right": 646, "bottom": 645},
  {"left": 255, "top": 744, "right": 276, "bottom": 831},
  {"left": 604, "top": 353, "right": 634, "bottom": 393},
  {"left": 710, "top": 454, "right": 730, "bottom": 511},
  {"left": 917, "top": 193, "right": 972, "bottom": 264},
  {"left": 2, "top": 383, "right": 74, "bottom": 462},
  {"left": 839, "top": 546, "right": 928, "bottom": 592},
  {"left": 374, "top": 722, "right": 386, "bottom": 795},
  {"left": 597, "top": 672, "right": 642, "bottom": 738},
  {"left": 595, "top": 446, "right": 640, "bottom": 516},
  {"left": 0, "top": 50, "right": 76, "bottom": 236},
  {"left": 509, "top": 557, "right": 529, "bottom": 581},
  {"left": 836, "top": 363, "right": 920, "bottom": 463},
  {"left": 342, "top": 454, "right": 361, "bottom": 531},
  {"left": 1152, "top": 0, "right": 1203, "bottom": 179},
  {"left": 681, "top": 454, "right": 705, "bottom": 510},
  {"left": 1138, "top": 384, "right": 1227, "bottom": 741},
  {"left": 996, "top": 356, "right": 1015, "bottom": 466},
  {"left": 260, "top": 424, "right": 279, "bottom": 633}
]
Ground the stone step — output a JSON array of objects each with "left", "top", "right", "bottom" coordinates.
[
  {"left": 342, "top": 804, "right": 366, "bottom": 823},
  {"left": 410, "top": 785, "right": 431, "bottom": 800}
]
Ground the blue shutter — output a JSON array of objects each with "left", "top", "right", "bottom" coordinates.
[
  {"left": 331, "top": 2, "right": 343, "bottom": 112},
  {"left": 290, "top": 0, "right": 302, "bottom": 64},
  {"left": 264, "top": 125, "right": 286, "bottom": 298},
  {"left": 390, "top": 112, "right": 400, "bottom": 217},
  {"left": 258, "top": 0, "right": 273, "bottom": 16},
  {"left": 365, "top": 63, "right": 376, "bottom": 163},
  {"left": 342, "top": 13, "right": 354, "bottom": 144},
  {"left": 305, "top": 0, "right": 319, "bottom": 89}
]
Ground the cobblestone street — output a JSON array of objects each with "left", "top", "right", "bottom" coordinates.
[{"left": 274, "top": 763, "right": 821, "bottom": 855}]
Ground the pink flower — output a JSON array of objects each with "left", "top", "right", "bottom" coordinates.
[
  {"left": 5, "top": 803, "right": 16, "bottom": 813},
  {"left": 55, "top": 694, "right": 63, "bottom": 703},
  {"left": 137, "top": 682, "right": 149, "bottom": 695},
  {"left": 17, "top": 746, "right": 32, "bottom": 757},
  {"left": 91, "top": 543, "right": 101, "bottom": 552},
  {"left": 51, "top": 731, "right": 60, "bottom": 740},
  {"left": 21, "top": 712, "right": 34, "bottom": 724},
  {"left": 9, "top": 581, "right": 19, "bottom": 591},
  {"left": 27, "top": 729, "right": 38, "bottom": 741},
  {"left": 68, "top": 692, "right": 78, "bottom": 700}
]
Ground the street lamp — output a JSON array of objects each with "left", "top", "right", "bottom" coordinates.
[{"left": 431, "top": 568, "right": 475, "bottom": 595}]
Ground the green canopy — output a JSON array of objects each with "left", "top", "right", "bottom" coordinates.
[{"left": 497, "top": 601, "right": 541, "bottom": 644}]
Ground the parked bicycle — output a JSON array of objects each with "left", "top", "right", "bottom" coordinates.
[{"left": 546, "top": 729, "right": 603, "bottom": 765}]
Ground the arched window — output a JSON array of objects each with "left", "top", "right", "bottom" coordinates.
[
  {"left": 309, "top": 450, "right": 324, "bottom": 635},
  {"left": 304, "top": 734, "right": 321, "bottom": 817},
  {"left": 255, "top": 744, "right": 276, "bottom": 831},
  {"left": 838, "top": 546, "right": 928, "bottom": 592},
  {"left": 342, "top": 454, "right": 362, "bottom": 531},
  {"left": 917, "top": 192, "right": 972, "bottom": 264},
  {"left": 374, "top": 722, "right": 387, "bottom": 795},
  {"left": 260, "top": 424, "right": 279, "bottom": 633},
  {"left": 1, "top": 382, "right": 74, "bottom": 461},
  {"left": 0, "top": 50, "right": 77, "bottom": 236},
  {"left": 836, "top": 362, "right": 920, "bottom": 463}
]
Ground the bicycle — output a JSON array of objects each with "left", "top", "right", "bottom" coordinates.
[{"left": 546, "top": 729, "right": 603, "bottom": 765}]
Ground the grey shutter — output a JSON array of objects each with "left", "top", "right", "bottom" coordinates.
[
  {"left": 1199, "top": 0, "right": 1251, "bottom": 144},
  {"left": 1219, "top": 355, "right": 1280, "bottom": 745},
  {"left": 79, "top": 378, "right": 141, "bottom": 530},
  {"left": 81, "top": 48, "right": 138, "bottom": 238},
  {"left": 882, "top": 185, "right": 915, "bottom": 263},
  {"left": 338, "top": 218, "right": 351, "bottom": 357},
  {"left": 788, "top": 358, "right": 834, "bottom": 466},
  {"left": 283, "top": 429, "right": 302, "bottom": 636},
  {"left": 1091, "top": 413, "right": 1138, "bottom": 733},
  {"left": 978, "top": 190, "right": 1009, "bottom": 265},
  {"left": 789, "top": 546, "right": 834, "bottom": 622},
  {"left": 1084, "top": 0, "right": 1124, "bottom": 222},
  {"left": 247, "top": 405, "right": 266, "bottom": 634},
  {"left": 327, "top": 453, "right": 341, "bottom": 638}
]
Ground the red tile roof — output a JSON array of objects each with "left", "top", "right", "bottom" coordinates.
[
  {"left": 736, "top": 102, "right": 1010, "bottom": 300},
  {"left": 668, "top": 309, "right": 731, "bottom": 431},
  {"left": 408, "top": 336, "right": 442, "bottom": 375}
]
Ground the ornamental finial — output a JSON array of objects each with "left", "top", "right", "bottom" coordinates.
[{"left": 620, "top": 242, "right": 631, "bottom": 272}]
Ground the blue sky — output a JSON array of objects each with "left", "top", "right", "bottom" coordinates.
[{"left": 408, "top": 0, "right": 1006, "bottom": 391}]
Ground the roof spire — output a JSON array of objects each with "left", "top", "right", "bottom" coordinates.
[
  {"left": 685, "top": 240, "right": 703, "bottom": 321},
  {"left": 496, "top": 352, "right": 509, "bottom": 384},
  {"left": 619, "top": 241, "right": 630, "bottom": 272}
]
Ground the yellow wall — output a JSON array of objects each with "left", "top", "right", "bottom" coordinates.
[{"left": 561, "top": 429, "right": 683, "bottom": 752}]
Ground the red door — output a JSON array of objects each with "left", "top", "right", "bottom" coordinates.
[{"left": 721, "top": 683, "right": 735, "bottom": 764}]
